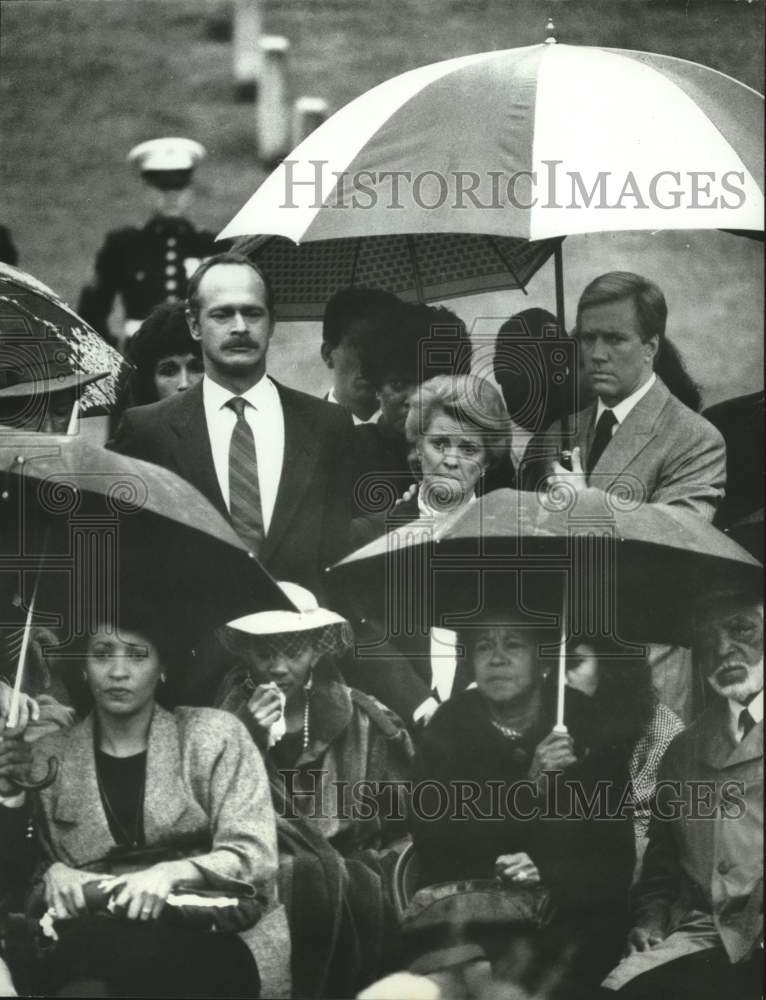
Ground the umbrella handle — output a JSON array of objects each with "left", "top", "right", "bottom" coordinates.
[
  {"left": 552, "top": 723, "right": 569, "bottom": 735},
  {"left": 8, "top": 754, "right": 59, "bottom": 792}
]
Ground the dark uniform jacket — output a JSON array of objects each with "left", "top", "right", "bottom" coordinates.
[{"left": 78, "top": 215, "right": 219, "bottom": 338}]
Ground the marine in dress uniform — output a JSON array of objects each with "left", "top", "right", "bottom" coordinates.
[{"left": 78, "top": 137, "right": 221, "bottom": 346}]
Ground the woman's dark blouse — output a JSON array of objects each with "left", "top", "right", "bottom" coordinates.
[
  {"left": 95, "top": 749, "right": 147, "bottom": 848},
  {"left": 409, "top": 686, "right": 635, "bottom": 914}
]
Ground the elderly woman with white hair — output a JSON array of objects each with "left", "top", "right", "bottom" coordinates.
[
  {"left": 214, "top": 582, "right": 414, "bottom": 997},
  {"left": 347, "top": 373, "right": 513, "bottom": 727},
  {"left": 400, "top": 372, "right": 512, "bottom": 519}
]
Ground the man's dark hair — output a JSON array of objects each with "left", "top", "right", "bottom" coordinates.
[
  {"left": 493, "top": 307, "right": 573, "bottom": 432},
  {"left": 576, "top": 271, "right": 667, "bottom": 344},
  {"left": 359, "top": 301, "right": 471, "bottom": 390},
  {"left": 186, "top": 252, "right": 274, "bottom": 320},
  {"left": 321, "top": 287, "right": 401, "bottom": 348}
]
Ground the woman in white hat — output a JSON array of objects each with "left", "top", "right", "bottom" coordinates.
[
  {"left": 215, "top": 582, "right": 414, "bottom": 997},
  {"left": 215, "top": 581, "right": 413, "bottom": 856}
]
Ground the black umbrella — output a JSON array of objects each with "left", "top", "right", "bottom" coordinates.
[
  {"left": 329, "top": 489, "right": 762, "bottom": 724},
  {"left": 1, "top": 433, "right": 295, "bottom": 752}
]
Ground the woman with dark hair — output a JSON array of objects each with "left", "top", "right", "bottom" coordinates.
[
  {"left": 565, "top": 638, "right": 684, "bottom": 867},
  {"left": 2, "top": 605, "right": 277, "bottom": 998},
  {"left": 124, "top": 300, "right": 203, "bottom": 406},
  {"left": 406, "top": 610, "right": 636, "bottom": 996}
]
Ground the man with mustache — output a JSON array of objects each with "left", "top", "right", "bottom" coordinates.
[
  {"left": 601, "top": 591, "right": 763, "bottom": 999},
  {"left": 111, "top": 253, "right": 354, "bottom": 603}
]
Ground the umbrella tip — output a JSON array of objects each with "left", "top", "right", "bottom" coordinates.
[{"left": 544, "top": 18, "right": 558, "bottom": 44}]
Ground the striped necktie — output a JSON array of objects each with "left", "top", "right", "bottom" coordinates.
[{"left": 225, "top": 397, "right": 264, "bottom": 555}]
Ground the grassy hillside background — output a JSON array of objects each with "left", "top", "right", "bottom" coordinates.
[{"left": 1, "top": 0, "right": 763, "bottom": 406}]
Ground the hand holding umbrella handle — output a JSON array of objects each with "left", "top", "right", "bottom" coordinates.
[{"left": 552, "top": 723, "right": 569, "bottom": 735}]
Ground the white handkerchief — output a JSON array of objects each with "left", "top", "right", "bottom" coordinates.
[{"left": 266, "top": 683, "right": 287, "bottom": 747}]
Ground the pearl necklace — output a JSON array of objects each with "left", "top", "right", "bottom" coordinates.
[
  {"left": 301, "top": 690, "right": 310, "bottom": 751},
  {"left": 489, "top": 717, "right": 523, "bottom": 741}
]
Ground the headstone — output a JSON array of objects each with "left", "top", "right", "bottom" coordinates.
[
  {"left": 257, "top": 35, "right": 291, "bottom": 167},
  {"left": 233, "top": 0, "right": 262, "bottom": 101},
  {"left": 291, "top": 97, "right": 329, "bottom": 146}
]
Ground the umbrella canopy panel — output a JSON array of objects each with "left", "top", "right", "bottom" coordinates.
[
  {"left": 329, "top": 490, "right": 762, "bottom": 648},
  {"left": 0, "top": 262, "right": 130, "bottom": 414},
  {"left": 234, "top": 232, "right": 561, "bottom": 320},
  {"left": 221, "top": 43, "right": 763, "bottom": 244},
  {"left": 0, "top": 434, "right": 294, "bottom": 645}
]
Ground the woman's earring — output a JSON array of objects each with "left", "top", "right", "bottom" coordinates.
[{"left": 160, "top": 672, "right": 167, "bottom": 684}]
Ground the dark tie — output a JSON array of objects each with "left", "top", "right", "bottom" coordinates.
[
  {"left": 587, "top": 409, "right": 617, "bottom": 477},
  {"left": 225, "top": 397, "right": 264, "bottom": 555},
  {"left": 739, "top": 707, "right": 755, "bottom": 740}
]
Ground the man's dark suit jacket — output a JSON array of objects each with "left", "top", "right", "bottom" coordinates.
[{"left": 109, "top": 379, "right": 355, "bottom": 600}]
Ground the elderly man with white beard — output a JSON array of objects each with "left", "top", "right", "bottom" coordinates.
[{"left": 601, "top": 590, "right": 763, "bottom": 1000}]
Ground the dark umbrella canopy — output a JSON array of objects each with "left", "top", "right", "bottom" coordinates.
[
  {"left": 234, "top": 232, "right": 561, "bottom": 321},
  {"left": 329, "top": 489, "right": 762, "bottom": 647},
  {"left": 0, "top": 262, "right": 130, "bottom": 414},
  {"left": 0, "top": 433, "right": 295, "bottom": 645}
]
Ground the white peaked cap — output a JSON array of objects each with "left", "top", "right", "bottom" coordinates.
[
  {"left": 225, "top": 581, "right": 348, "bottom": 635},
  {"left": 128, "top": 137, "right": 207, "bottom": 172}
]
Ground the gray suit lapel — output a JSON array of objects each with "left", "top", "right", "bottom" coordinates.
[
  {"left": 52, "top": 714, "right": 114, "bottom": 862},
  {"left": 591, "top": 378, "right": 669, "bottom": 481},
  {"left": 142, "top": 706, "right": 195, "bottom": 839}
]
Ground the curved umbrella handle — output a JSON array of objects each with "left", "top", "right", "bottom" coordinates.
[{"left": 9, "top": 754, "right": 58, "bottom": 792}]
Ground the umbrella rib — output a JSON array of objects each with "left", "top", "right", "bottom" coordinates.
[
  {"left": 349, "top": 237, "right": 363, "bottom": 288},
  {"left": 404, "top": 236, "right": 425, "bottom": 303},
  {"left": 486, "top": 237, "right": 528, "bottom": 295}
]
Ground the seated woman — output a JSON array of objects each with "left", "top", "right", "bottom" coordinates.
[
  {"left": 407, "top": 608, "right": 636, "bottom": 996},
  {"left": 214, "top": 582, "right": 414, "bottom": 997},
  {"left": 2, "top": 603, "right": 277, "bottom": 998},
  {"left": 565, "top": 638, "right": 684, "bottom": 872},
  {"left": 347, "top": 373, "right": 512, "bottom": 727}
]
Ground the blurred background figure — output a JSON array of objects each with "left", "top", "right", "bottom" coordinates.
[
  {"left": 353, "top": 302, "right": 474, "bottom": 514},
  {"left": 0, "top": 226, "right": 18, "bottom": 267},
  {"left": 122, "top": 301, "right": 204, "bottom": 407},
  {"left": 0, "top": 337, "right": 107, "bottom": 434},
  {"left": 320, "top": 287, "right": 401, "bottom": 424},
  {"left": 703, "top": 389, "right": 764, "bottom": 532},
  {"left": 78, "top": 137, "right": 219, "bottom": 351},
  {"left": 492, "top": 308, "right": 584, "bottom": 472}
]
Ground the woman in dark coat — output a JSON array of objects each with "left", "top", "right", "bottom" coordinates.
[{"left": 407, "top": 613, "right": 637, "bottom": 996}]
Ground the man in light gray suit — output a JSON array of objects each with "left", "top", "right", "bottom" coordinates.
[{"left": 521, "top": 271, "right": 726, "bottom": 521}]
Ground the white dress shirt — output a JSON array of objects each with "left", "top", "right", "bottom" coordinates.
[
  {"left": 326, "top": 387, "right": 380, "bottom": 425},
  {"left": 596, "top": 372, "right": 656, "bottom": 433},
  {"left": 728, "top": 688, "right": 763, "bottom": 742},
  {"left": 202, "top": 374, "right": 284, "bottom": 535}
]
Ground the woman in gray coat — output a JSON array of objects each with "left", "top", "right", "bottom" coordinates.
[{"left": 5, "top": 605, "right": 278, "bottom": 998}]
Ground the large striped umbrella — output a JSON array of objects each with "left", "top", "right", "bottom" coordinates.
[{"left": 221, "top": 36, "right": 763, "bottom": 245}]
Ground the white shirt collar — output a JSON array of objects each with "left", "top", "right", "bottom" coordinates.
[
  {"left": 597, "top": 372, "right": 656, "bottom": 426},
  {"left": 326, "top": 387, "right": 380, "bottom": 425},
  {"left": 203, "top": 372, "right": 275, "bottom": 411},
  {"left": 728, "top": 688, "right": 764, "bottom": 741}
]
